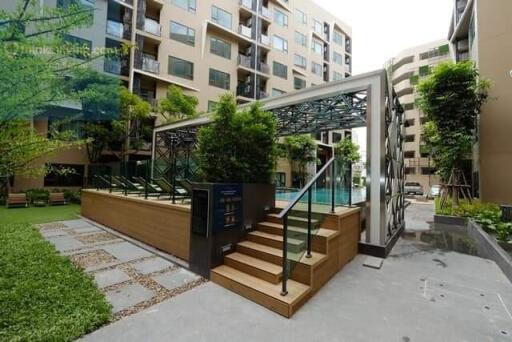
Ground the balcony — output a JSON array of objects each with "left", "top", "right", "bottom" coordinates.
[
  {"left": 237, "top": 83, "right": 253, "bottom": 98},
  {"left": 238, "top": 54, "right": 252, "bottom": 69},
  {"left": 106, "top": 20, "right": 131, "bottom": 40},
  {"left": 259, "top": 34, "right": 269, "bottom": 46},
  {"left": 258, "top": 61, "right": 269, "bottom": 74},
  {"left": 239, "top": 0, "right": 254, "bottom": 11},
  {"left": 260, "top": 6, "right": 271, "bottom": 19},
  {"left": 258, "top": 90, "right": 268, "bottom": 100},
  {"left": 135, "top": 52, "right": 160, "bottom": 74},
  {"left": 238, "top": 25, "right": 252, "bottom": 39},
  {"left": 143, "top": 17, "right": 161, "bottom": 37},
  {"left": 104, "top": 58, "right": 128, "bottom": 76}
]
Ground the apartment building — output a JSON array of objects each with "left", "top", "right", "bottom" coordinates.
[
  {"left": 388, "top": 40, "right": 452, "bottom": 193},
  {"left": 7, "top": 0, "right": 353, "bottom": 191},
  {"left": 448, "top": 0, "right": 512, "bottom": 204}
]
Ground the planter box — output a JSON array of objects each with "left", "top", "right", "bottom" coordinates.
[
  {"left": 434, "top": 214, "right": 467, "bottom": 226},
  {"left": 467, "top": 220, "right": 512, "bottom": 283}
]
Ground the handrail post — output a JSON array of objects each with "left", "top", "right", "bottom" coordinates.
[
  {"left": 280, "top": 214, "right": 288, "bottom": 296},
  {"left": 123, "top": 163, "right": 128, "bottom": 196},
  {"left": 144, "top": 162, "right": 148, "bottom": 200},
  {"left": 348, "top": 161, "right": 352, "bottom": 207},
  {"left": 109, "top": 169, "right": 113, "bottom": 193},
  {"left": 306, "top": 188, "right": 312, "bottom": 258},
  {"left": 331, "top": 160, "right": 336, "bottom": 213}
]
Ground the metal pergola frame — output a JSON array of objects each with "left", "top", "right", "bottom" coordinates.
[{"left": 152, "top": 69, "right": 405, "bottom": 256}]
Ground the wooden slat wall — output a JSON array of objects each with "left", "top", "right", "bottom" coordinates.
[{"left": 81, "top": 190, "right": 191, "bottom": 261}]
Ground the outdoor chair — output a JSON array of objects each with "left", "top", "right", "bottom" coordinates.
[
  {"left": 133, "top": 176, "right": 168, "bottom": 198},
  {"left": 114, "top": 176, "right": 145, "bottom": 195},
  {"left": 6, "top": 193, "right": 29, "bottom": 208},
  {"left": 153, "top": 178, "right": 190, "bottom": 203},
  {"left": 48, "top": 192, "right": 67, "bottom": 206},
  {"left": 96, "top": 175, "right": 120, "bottom": 191}
]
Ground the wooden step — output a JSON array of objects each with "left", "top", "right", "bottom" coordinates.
[
  {"left": 266, "top": 213, "right": 320, "bottom": 226},
  {"left": 257, "top": 222, "right": 339, "bottom": 239},
  {"left": 248, "top": 231, "right": 305, "bottom": 252},
  {"left": 225, "top": 252, "right": 282, "bottom": 284},
  {"left": 237, "top": 240, "right": 327, "bottom": 267},
  {"left": 211, "top": 265, "right": 311, "bottom": 318}
]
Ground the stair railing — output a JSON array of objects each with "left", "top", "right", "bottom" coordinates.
[{"left": 277, "top": 157, "right": 336, "bottom": 296}]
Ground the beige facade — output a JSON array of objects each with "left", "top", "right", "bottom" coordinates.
[
  {"left": 388, "top": 40, "right": 452, "bottom": 193},
  {"left": 449, "top": 0, "right": 512, "bottom": 204},
  {"left": 6, "top": 0, "right": 352, "bottom": 191}
]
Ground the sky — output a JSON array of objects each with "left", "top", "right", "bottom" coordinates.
[{"left": 313, "top": 0, "right": 454, "bottom": 74}]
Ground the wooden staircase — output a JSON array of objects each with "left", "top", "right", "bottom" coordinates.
[{"left": 211, "top": 208, "right": 360, "bottom": 318}]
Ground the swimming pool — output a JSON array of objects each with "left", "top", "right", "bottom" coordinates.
[{"left": 276, "top": 187, "right": 366, "bottom": 206}]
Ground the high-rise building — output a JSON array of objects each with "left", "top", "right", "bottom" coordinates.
[
  {"left": 6, "top": 0, "right": 353, "bottom": 191},
  {"left": 448, "top": 0, "right": 512, "bottom": 204},
  {"left": 388, "top": 40, "right": 452, "bottom": 193}
]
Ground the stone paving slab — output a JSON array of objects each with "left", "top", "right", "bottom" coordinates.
[
  {"left": 152, "top": 268, "right": 200, "bottom": 290},
  {"left": 106, "top": 284, "right": 155, "bottom": 314},
  {"left": 62, "top": 219, "right": 93, "bottom": 229},
  {"left": 47, "top": 235, "right": 84, "bottom": 252},
  {"left": 94, "top": 268, "right": 131, "bottom": 288},
  {"left": 102, "top": 242, "right": 154, "bottom": 262},
  {"left": 131, "top": 258, "right": 175, "bottom": 275},
  {"left": 72, "top": 225, "right": 103, "bottom": 234},
  {"left": 40, "top": 230, "right": 68, "bottom": 238}
]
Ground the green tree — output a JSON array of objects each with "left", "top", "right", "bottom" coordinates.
[
  {"left": 335, "top": 137, "right": 361, "bottom": 187},
  {"left": 196, "top": 94, "right": 277, "bottom": 184},
  {"left": 283, "top": 135, "right": 317, "bottom": 188},
  {"left": 158, "top": 85, "right": 198, "bottom": 123},
  {"left": 417, "top": 61, "right": 490, "bottom": 205}
]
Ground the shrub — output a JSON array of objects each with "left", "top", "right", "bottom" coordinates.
[
  {"left": 453, "top": 200, "right": 500, "bottom": 218},
  {"left": 63, "top": 189, "right": 81, "bottom": 204},
  {"left": 25, "top": 189, "right": 50, "bottom": 203}
]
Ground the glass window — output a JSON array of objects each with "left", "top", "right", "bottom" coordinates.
[
  {"left": 294, "top": 31, "right": 307, "bottom": 48},
  {"left": 208, "top": 101, "right": 218, "bottom": 112},
  {"left": 62, "top": 34, "right": 92, "bottom": 60},
  {"left": 333, "top": 71, "right": 343, "bottom": 81},
  {"left": 274, "top": 9, "right": 288, "bottom": 27},
  {"left": 295, "top": 9, "right": 307, "bottom": 25},
  {"left": 171, "top": 0, "right": 196, "bottom": 13},
  {"left": 168, "top": 56, "right": 194, "bottom": 80},
  {"left": 272, "top": 35, "right": 288, "bottom": 53},
  {"left": 210, "top": 37, "right": 231, "bottom": 59},
  {"left": 311, "top": 62, "right": 322, "bottom": 76},
  {"left": 170, "top": 21, "right": 195, "bottom": 46},
  {"left": 272, "top": 88, "right": 286, "bottom": 96},
  {"left": 419, "top": 65, "right": 431, "bottom": 76},
  {"left": 294, "top": 77, "right": 306, "bottom": 90},
  {"left": 272, "top": 61, "right": 287, "bottom": 79},
  {"left": 313, "top": 19, "right": 322, "bottom": 34},
  {"left": 333, "top": 30, "right": 343, "bottom": 46},
  {"left": 333, "top": 51, "right": 343, "bottom": 65},
  {"left": 312, "top": 39, "right": 322, "bottom": 55},
  {"left": 293, "top": 54, "right": 306, "bottom": 69},
  {"left": 211, "top": 6, "right": 232, "bottom": 30},
  {"left": 209, "top": 68, "right": 230, "bottom": 89}
]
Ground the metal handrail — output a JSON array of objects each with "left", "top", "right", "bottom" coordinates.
[{"left": 278, "top": 156, "right": 336, "bottom": 296}]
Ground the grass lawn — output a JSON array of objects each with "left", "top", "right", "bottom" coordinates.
[
  {"left": 0, "top": 204, "right": 80, "bottom": 225},
  {"left": 0, "top": 223, "right": 111, "bottom": 341}
]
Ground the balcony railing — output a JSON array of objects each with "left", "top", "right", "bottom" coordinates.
[
  {"left": 135, "top": 52, "right": 160, "bottom": 74},
  {"left": 106, "top": 20, "right": 131, "bottom": 40},
  {"left": 258, "top": 61, "right": 269, "bottom": 74},
  {"left": 258, "top": 90, "right": 268, "bottom": 100},
  {"left": 259, "top": 34, "right": 269, "bottom": 46},
  {"left": 238, "top": 24, "right": 252, "bottom": 39},
  {"left": 238, "top": 54, "right": 252, "bottom": 68},
  {"left": 104, "top": 58, "right": 122, "bottom": 75},
  {"left": 260, "top": 6, "right": 270, "bottom": 19},
  {"left": 237, "top": 83, "right": 253, "bottom": 98},
  {"left": 143, "top": 17, "right": 161, "bottom": 37},
  {"left": 239, "top": 0, "right": 253, "bottom": 10}
]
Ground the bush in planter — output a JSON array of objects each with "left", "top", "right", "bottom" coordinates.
[
  {"left": 196, "top": 94, "right": 277, "bottom": 184},
  {"left": 26, "top": 189, "right": 50, "bottom": 204},
  {"left": 453, "top": 201, "right": 500, "bottom": 219},
  {"left": 63, "top": 189, "right": 81, "bottom": 204}
]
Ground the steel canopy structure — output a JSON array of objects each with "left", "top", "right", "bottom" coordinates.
[{"left": 152, "top": 69, "right": 405, "bottom": 256}]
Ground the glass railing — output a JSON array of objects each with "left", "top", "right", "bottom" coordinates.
[
  {"left": 238, "top": 24, "right": 252, "bottom": 38},
  {"left": 260, "top": 34, "right": 269, "bottom": 46},
  {"left": 144, "top": 17, "right": 161, "bottom": 37},
  {"left": 106, "top": 20, "right": 124, "bottom": 39},
  {"left": 260, "top": 6, "right": 270, "bottom": 19},
  {"left": 104, "top": 58, "right": 122, "bottom": 75},
  {"left": 238, "top": 54, "right": 251, "bottom": 68},
  {"left": 142, "top": 55, "right": 160, "bottom": 74},
  {"left": 239, "top": 0, "right": 253, "bottom": 10}
]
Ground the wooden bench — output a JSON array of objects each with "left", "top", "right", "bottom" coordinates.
[
  {"left": 49, "top": 192, "right": 67, "bottom": 206},
  {"left": 6, "top": 193, "right": 29, "bottom": 208}
]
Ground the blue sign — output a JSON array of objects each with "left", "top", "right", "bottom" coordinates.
[{"left": 212, "top": 184, "right": 243, "bottom": 234}]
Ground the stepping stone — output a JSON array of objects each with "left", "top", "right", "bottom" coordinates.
[
  {"left": 47, "top": 235, "right": 84, "bottom": 252},
  {"left": 62, "top": 219, "right": 92, "bottom": 228},
  {"left": 41, "top": 230, "right": 68, "bottom": 238},
  {"left": 73, "top": 225, "right": 103, "bottom": 234},
  {"left": 363, "top": 256, "right": 384, "bottom": 269},
  {"left": 93, "top": 268, "right": 131, "bottom": 288},
  {"left": 106, "top": 283, "right": 154, "bottom": 313},
  {"left": 152, "top": 268, "right": 200, "bottom": 290},
  {"left": 102, "top": 242, "right": 153, "bottom": 262},
  {"left": 131, "top": 258, "right": 175, "bottom": 275}
]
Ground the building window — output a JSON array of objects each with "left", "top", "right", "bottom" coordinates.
[
  {"left": 312, "top": 39, "right": 322, "bottom": 55},
  {"left": 209, "top": 68, "right": 230, "bottom": 89},
  {"left": 274, "top": 172, "right": 286, "bottom": 187},
  {"left": 311, "top": 62, "right": 322, "bottom": 77},
  {"left": 272, "top": 61, "right": 287, "bottom": 79},
  {"left": 294, "top": 77, "right": 306, "bottom": 90},
  {"left": 211, "top": 6, "right": 232, "bottom": 30},
  {"left": 294, "top": 31, "right": 307, "bottom": 48},
  {"left": 63, "top": 34, "right": 92, "bottom": 60},
  {"left": 421, "top": 167, "right": 435, "bottom": 175},
  {"left": 44, "top": 164, "right": 85, "bottom": 187},
  {"left": 405, "top": 119, "right": 415, "bottom": 127},
  {"left": 419, "top": 44, "right": 450, "bottom": 60},
  {"left": 208, "top": 101, "right": 218, "bottom": 112},
  {"left": 170, "top": 21, "right": 195, "bottom": 46},
  {"left": 333, "top": 71, "right": 343, "bottom": 81},
  {"left": 313, "top": 19, "right": 322, "bottom": 34},
  {"left": 405, "top": 135, "right": 415, "bottom": 142},
  {"left": 272, "top": 88, "right": 286, "bottom": 96},
  {"left": 272, "top": 35, "right": 288, "bottom": 53},
  {"left": 332, "top": 132, "right": 342, "bottom": 143},
  {"left": 405, "top": 167, "right": 416, "bottom": 175},
  {"left": 210, "top": 36, "right": 231, "bottom": 59},
  {"left": 333, "top": 30, "right": 343, "bottom": 46},
  {"left": 419, "top": 65, "right": 431, "bottom": 77},
  {"left": 404, "top": 151, "right": 415, "bottom": 158},
  {"left": 274, "top": 9, "right": 288, "bottom": 27},
  {"left": 168, "top": 56, "right": 194, "bottom": 80},
  {"left": 333, "top": 51, "right": 343, "bottom": 65},
  {"left": 293, "top": 54, "right": 306, "bottom": 69},
  {"left": 295, "top": 9, "right": 307, "bottom": 25},
  {"left": 171, "top": 0, "right": 196, "bottom": 13}
]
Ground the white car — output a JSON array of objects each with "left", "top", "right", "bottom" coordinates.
[
  {"left": 429, "top": 185, "right": 441, "bottom": 198},
  {"left": 404, "top": 182, "right": 424, "bottom": 195}
]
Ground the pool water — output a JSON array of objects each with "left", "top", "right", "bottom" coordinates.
[{"left": 276, "top": 187, "right": 366, "bottom": 206}]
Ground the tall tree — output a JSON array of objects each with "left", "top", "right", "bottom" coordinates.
[
  {"left": 158, "top": 85, "right": 198, "bottom": 123},
  {"left": 283, "top": 135, "right": 317, "bottom": 188}
]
